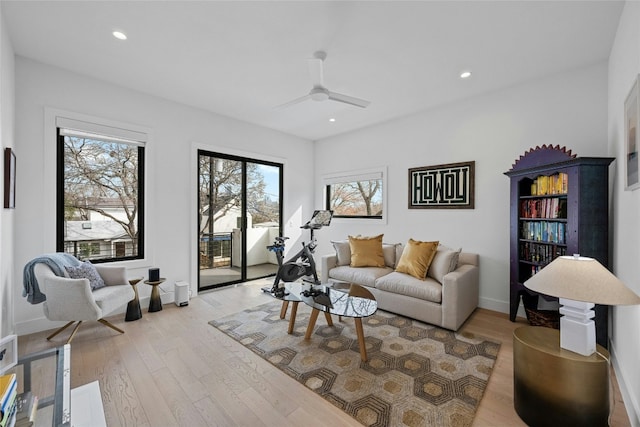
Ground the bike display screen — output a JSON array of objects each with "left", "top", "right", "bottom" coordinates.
[{"left": 308, "top": 210, "right": 333, "bottom": 227}]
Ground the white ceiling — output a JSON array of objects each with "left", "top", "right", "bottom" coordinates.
[{"left": 2, "top": 1, "right": 624, "bottom": 141}]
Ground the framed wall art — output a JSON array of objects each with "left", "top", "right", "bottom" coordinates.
[
  {"left": 4, "top": 147, "right": 15, "bottom": 208},
  {"left": 408, "top": 160, "right": 475, "bottom": 209},
  {"left": 625, "top": 75, "right": 640, "bottom": 191}
]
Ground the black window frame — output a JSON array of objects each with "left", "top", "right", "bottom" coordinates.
[
  {"left": 325, "top": 179, "right": 384, "bottom": 220},
  {"left": 56, "top": 128, "right": 145, "bottom": 263}
]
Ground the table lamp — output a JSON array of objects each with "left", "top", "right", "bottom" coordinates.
[{"left": 524, "top": 254, "right": 640, "bottom": 356}]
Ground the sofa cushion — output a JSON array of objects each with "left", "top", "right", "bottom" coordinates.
[
  {"left": 329, "top": 265, "right": 393, "bottom": 288},
  {"left": 383, "top": 243, "right": 401, "bottom": 269},
  {"left": 333, "top": 239, "right": 401, "bottom": 268},
  {"left": 428, "top": 245, "right": 462, "bottom": 283},
  {"left": 332, "top": 240, "right": 351, "bottom": 266},
  {"left": 92, "top": 284, "right": 135, "bottom": 315},
  {"left": 65, "top": 261, "right": 105, "bottom": 290},
  {"left": 395, "top": 244, "right": 404, "bottom": 268},
  {"left": 375, "top": 272, "right": 442, "bottom": 303},
  {"left": 349, "top": 234, "right": 385, "bottom": 267},
  {"left": 395, "top": 239, "right": 439, "bottom": 280},
  {"left": 95, "top": 265, "right": 128, "bottom": 286}
]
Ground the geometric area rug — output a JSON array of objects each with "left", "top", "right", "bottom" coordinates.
[{"left": 209, "top": 300, "right": 500, "bottom": 427}]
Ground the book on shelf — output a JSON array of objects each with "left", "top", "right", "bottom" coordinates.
[
  {"left": 539, "top": 175, "right": 549, "bottom": 195},
  {"left": 529, "top": 172, "right": 568, "bottom": 196},
  {"left": 519, "top": 197, "right": 568, "bottom": 219},
  {"left": 520, "top": 221, "right": 566, "bottom": 244},
  {"left": 520, "top": 242, "right": 567, "bottom": 264}
]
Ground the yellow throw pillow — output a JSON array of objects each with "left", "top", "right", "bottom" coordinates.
[
  {"left": 395, "top": 239, "right": 439, "bottom": 280},
  {"left": 349, "top": 234, "right": 385, "bottom": 267}
]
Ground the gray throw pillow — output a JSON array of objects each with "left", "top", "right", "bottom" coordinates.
[
  {"left": 332, "top": 240, "right": 351, "bottom": 266},
  {"left": 427, "top": 245, "right": 462, "bottom": 283},
  {"left": 65, "top": 261, "right": 106, "bottom": 290},
  {"left": 382, "top": 243, "right": 402, "bottom": 268}
]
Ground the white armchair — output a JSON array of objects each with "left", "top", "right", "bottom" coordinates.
[{"left": 32, "top": 259, "right": 135, "bottom": 344}]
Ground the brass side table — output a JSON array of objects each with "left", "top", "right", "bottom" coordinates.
[
  {"left": 125, "top": 278, "right": 143, "bottom": 321},
  {"left": 513, "top": 326, "right": 609, "bottom": 427},
  {"left": 144, "top": 278, "right": 166, "bottom": 312}
]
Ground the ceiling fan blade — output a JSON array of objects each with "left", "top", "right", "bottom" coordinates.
[
  {"left": 328, "top": 91, "right": 371, "bottom": 108},
  {"left": 275, "top": 94, "right": 311, "bottom": 109},
  {"left": 308, "top": 58, "right": 324, "bottom": 87}
]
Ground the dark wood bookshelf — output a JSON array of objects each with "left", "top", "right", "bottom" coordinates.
[{"left": 504, "top": 145, "right": 614, "bottom": 348}]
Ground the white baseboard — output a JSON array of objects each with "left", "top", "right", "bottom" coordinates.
[
  {"left": 14, "top": 307, "right": 133, "bottom": 336},
  {"left": 15, "top": 291, "right": 180, "bottom": 336},
  {"left": 610, "top": 342, "right": 640, "bottom": 426},
  {"left": 478, "top": 296, "right": 526, "bottom": 319},
  {"left": 14, "top": 315, "right": 62, "bottom": 336},
  {"left": 15, "top": 294, "right": 511, "bottom": 334},
  {"left": 478, "top": 296, "right": 509, "bottom": 313}
]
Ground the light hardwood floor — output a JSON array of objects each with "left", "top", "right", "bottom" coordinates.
[{"left": 18, "top": 279, "right": 631, "bottom": 426}]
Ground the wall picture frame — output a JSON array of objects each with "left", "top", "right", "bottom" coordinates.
[
  {"left": 3, "top": 147, "right": 15, "bottom": 209},
  {"left": 408, "top": 160, "right": 475, "bottom": 209},
  {"left": 624, "top": 75, "right": 640, "bottom": 191}
]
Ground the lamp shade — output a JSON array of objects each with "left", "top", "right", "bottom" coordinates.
[{"left": 524, "top": 255, "right": 640, "bottom": 306}]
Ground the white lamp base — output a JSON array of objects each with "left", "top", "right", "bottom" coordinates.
[{"left": 559, "top": 298, "right": 596, "bottom": 356}]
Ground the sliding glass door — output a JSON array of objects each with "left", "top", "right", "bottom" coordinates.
[{"left": 198, "top": 151, "right": 282, "bottom": 291}]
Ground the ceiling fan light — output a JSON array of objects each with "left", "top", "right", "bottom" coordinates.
[{"left": 309, "top": 87, "right": 329, "bottom": 101}]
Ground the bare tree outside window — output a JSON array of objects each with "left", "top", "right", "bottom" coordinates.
[
  {"left": 198, "top": 157, "right": 242, "bottom": 235},
  {"left": 59, "top": 133, "right": 144, "bottom": 261},
  {"left": 197, "top": 154, "right": 281, "bottom": 275},
  {"left": 327, "top": 179, "right": 383, "bottom": 218},
  {"left": 198, "top": 158, "right": 277, "bottom": 232}
]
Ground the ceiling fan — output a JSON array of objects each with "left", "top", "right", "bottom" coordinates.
[{"left": 277, "top": 51, "right": 371, "bottom": 109}]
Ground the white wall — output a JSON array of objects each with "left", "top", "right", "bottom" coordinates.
[
  {"left": 608, "top": 2, "right": 640, "bottom": 424},
  {"left": 315, "top": 62, "right": 609, "bottom": 314},
  {"left": 0, "top": 5, "right": 16, "bottom": 338},
  {"left": 13, "top": 57, "right": 314, "bottom": 334}
]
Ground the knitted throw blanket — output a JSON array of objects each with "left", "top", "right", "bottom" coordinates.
[{"left": 23, "top": 253, "right": 81, "bottom": 304}]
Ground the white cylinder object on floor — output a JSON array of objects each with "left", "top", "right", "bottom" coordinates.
[{"left": 175, "top": 281, "right": 190, "bottom": 307}]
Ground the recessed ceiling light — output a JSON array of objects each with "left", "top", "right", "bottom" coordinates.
[
  {"left": 329, "top": 118, "right": 336, "bottom": 122},
  {"left": 460, "top": 71, "right": 472, "bottom": 79},
  {"left": 112, "top": 31, "right": 127, "bottom": 40}
]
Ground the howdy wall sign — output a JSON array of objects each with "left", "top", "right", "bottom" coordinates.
[{"left": 408, "top": 161, "right": 475, "bottom": 209}]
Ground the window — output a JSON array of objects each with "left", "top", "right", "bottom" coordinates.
[
  {"left": 324, "top": 168, "right": 385, "bottom": 219},
  {"left": 56, "top": 119, "right": 145, "bottom": 262},
  {"left": 78, "top": 242, "right": 100, "bottom": 258}
]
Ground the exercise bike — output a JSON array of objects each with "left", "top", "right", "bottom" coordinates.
[{"left": 263, "top": 210, "right": 333, "bottom": 298}]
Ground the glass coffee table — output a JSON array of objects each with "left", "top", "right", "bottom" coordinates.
[
  {"left": 299, "top": 283, "right": 378, "bottom": 362},
  {"left": 272, "top": 282, "right": 334, "bottom": 334}
]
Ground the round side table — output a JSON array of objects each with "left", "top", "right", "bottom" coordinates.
[
  {"left": 513, "top": 326, "right": 609, "bottom": 426},
  {"left": 144, "top": 278, "right": 166, "bottom": 312},
  {"left": 125, "top": 278, "right": 143, "bottom": 321}
]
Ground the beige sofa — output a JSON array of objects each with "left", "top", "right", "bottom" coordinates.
[{"left": 320, "top": 242, "right": 479, "bottom": 331}]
